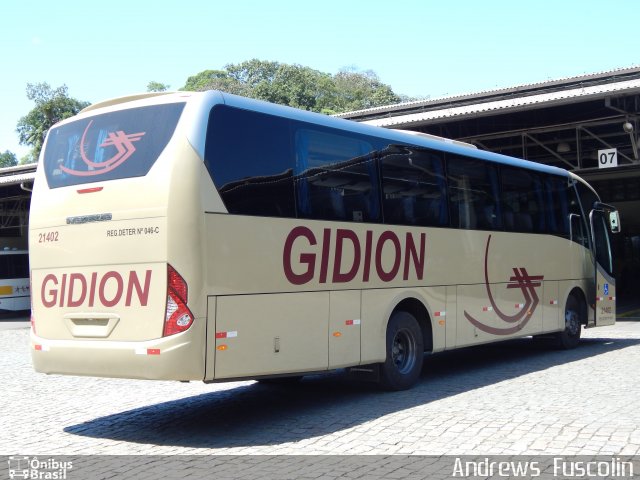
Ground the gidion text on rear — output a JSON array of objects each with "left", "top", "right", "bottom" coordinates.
[{"left": 29, "top": 91, "right": 621, "bottom": 390}]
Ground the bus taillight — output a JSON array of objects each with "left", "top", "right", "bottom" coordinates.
[{"left": 163, "top": 265, "right": 194, "bottom": 337}]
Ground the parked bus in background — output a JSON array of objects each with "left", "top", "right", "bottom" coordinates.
[
  {"left": 29, "top": 91, "right": 620, "bottom": 390},
  {"left": 0, "top": 249, "right": 30, "bottom": 311}
]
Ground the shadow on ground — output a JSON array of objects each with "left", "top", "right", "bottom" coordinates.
[{"left": 63, "top": 333, "right": 640, "bottom": 449}]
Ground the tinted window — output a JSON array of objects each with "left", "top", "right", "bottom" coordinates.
[
  {"left": 544, "top": 176, "right": 570, "bottom": 236},
  {"left": 380, "top": 146, "right": 447, "bottom": 226},
  {"left": 576, "top": 182, "right": 599, "bottom": 214},
  {"left": 447, "top": 156, "right": 501, "bottom": 230},
  {"left": 206, "top": 105, "right": 385, "bottom": 220},
  {"left": 501, "top": 168, "right": 545, "bottom": 233},
  {"left": 206, "top": 105, "right": 295, "bottom": 217},
  {"left": 593, "top": 211, "right": 613, "bottom": 275},
  {"left": 44, "top": 103, "right": 185, "bottom": 188},
  {"left": 575, "top": 181, "right": 600, "bottom": 249},
  {"left": 294, "top": 128, "right": 379, "bottom": 222},
  {"left": 569, "top": 184, "right": 589, "bottom": 247},
  {"left": 0, "top": 254, "right": 29, "bottom": 279}
]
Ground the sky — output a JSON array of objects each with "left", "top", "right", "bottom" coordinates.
[{"left": 2, "top": 0, "right": 639, "bottom": 159}]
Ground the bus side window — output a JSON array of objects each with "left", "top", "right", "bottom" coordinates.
[
  {"left": 294, "top": 128, "right": 380, "bottom": 222},
  {"left": 500, "top": 167, "right": 545, "bottom": 233},
  {"left": 379, "top": 146, "right": 448, "bottom": 227},
  {"left": 544, "top": 176, "right": 570, "bottom": 237},
  {"left": 447, "top": 156, "right": 501, "bottom": 231},
  {"left": 205, "top": 105, "right": 296, "bottom": 218}
]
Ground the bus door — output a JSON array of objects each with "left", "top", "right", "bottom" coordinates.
[{"left": 590, "top": 204, "right": 620, "bottom": 326}]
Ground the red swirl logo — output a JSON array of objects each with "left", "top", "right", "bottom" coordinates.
[
  {"left": 60, "top": 120, "right": 145, "bottom": 177},
  {"left": 464, "top": 235, "right": 544, "bottom": 335}
]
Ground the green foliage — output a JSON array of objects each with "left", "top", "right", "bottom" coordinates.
[
  {"left": 182, "top": 59, "right": 403, "bottom": 114},
  {"left": 0, "top": 150, "right": 18, "bottom": 168},
  {"left": 332, "top": 67, "right": 401, "bottom": 113},
  {"left": 16, "top": 83, "right": 89, "bottom": 160},
  {"left": 182, "top": 70, "right": 249, "bottom": 96},
  {"left": 147, "top": 81, "right": 170, "bottom": 92},
  {"left": 19, "top": 152, "right": 38, "bottom": 165}
]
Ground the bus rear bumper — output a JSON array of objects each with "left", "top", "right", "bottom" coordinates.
[{"left": 30, "top": 327, "right": 205, "bottom": 381}]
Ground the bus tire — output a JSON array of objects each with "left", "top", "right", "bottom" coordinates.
[
  {"left": 379, "top": 311, "right": 424, "bottom": 391},
  {"left": 555, "top": 295, "right": 582, "bottom": 349}
]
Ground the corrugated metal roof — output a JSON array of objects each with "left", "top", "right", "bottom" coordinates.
[
  {"left": 0, "top": 171, "right": 35, "bottom": 186},
  {"left": 361, "top": 78, "right": 640, "bottom": 128},
  {"left": 336, "top": 65, "right": 640, "bottom": 119},
  {"left": 0, "top": 164, "right": 37, "bottom": 187}
]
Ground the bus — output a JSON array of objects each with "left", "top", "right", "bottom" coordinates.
[
  {"left": 0, "top": 249, "right": 30, "bottom": 311},
  {"left": 29, "top": 91, "right": 620, "bottom": 390}
]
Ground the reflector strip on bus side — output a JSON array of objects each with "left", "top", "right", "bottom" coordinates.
[
  {"left": 596, "top": 296, "right": 616, "bottom": 301},
  {"left": 434, "top": 311, "right": 446, "bottom": 317},
  {"left": 482, "top": 306, "right": 493, "bottom": 312},
  {"left": 215, "top": 331, "right": 238, "bottom": 339},
  {"left": 345, "top": 319, "right": 361, "bottom": 326},
  {"left": 515, "top": 303, "right": 524, "bottom": 309},
  {"left": 34, "top": 344, "right": 50, "bottom": 351},
  {"left": 135, "top": 348, "right": 161, "bottom": 355},
  {"left": 550, "top": 300, "right": 559, "bottom": 305}
]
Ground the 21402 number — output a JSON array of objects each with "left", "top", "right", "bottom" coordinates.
[{"left": 38, "top": 231, "right": 59, "bottom": 243}]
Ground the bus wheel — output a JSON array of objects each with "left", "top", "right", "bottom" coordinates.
[
  {"left": 556, "top": 295, "right": 582, "bottom": 349},
  {"left": 379, "top": 311, "right": 423, "bottom": 391}
]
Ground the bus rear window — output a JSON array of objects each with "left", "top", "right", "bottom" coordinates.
[{"left": 43, "top": 103, "right": 185, "bottom": 188}]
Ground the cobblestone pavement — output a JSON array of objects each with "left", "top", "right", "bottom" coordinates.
[{"left": 2, "top": 321, "right": 640, "bottom": 457}]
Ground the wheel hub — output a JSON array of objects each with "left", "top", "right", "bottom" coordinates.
[
  {"left": 392, "top": 328, "right": 416, "bottom": 374},
  {"left": 565, "top": 309, "right": 580, "bottom": 336}
]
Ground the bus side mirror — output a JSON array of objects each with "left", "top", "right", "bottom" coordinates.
[
  {"left": 609, "top": 210, "right": 621, "bottom": 234},
  {"left": 593, "top": 202, "right": 621, "bottom": 234}
]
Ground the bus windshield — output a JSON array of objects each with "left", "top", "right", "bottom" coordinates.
[
  {"left": 0, "top": 252, "right": 29, "bottom": 279},
  {"left": 43, "top": 103, "right": 185, "bottom": 188}
]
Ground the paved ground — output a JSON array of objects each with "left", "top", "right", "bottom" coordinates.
[{"left": 2, "top": 318, "right": 640, "bottom": 460}]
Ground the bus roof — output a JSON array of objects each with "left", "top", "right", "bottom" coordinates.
[
  {"left": 75, "top": 90, "right": 572, "bottom": 179},
  {"left": 217, "top": 91, "right": 572, "bottom": 179}
]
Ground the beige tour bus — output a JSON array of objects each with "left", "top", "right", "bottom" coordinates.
[{"left": 29, "top": 91, "right": 620, "bottom": 390}]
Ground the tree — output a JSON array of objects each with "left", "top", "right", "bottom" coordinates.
[
  {"left": 331, "top": 67, "right": 401, "bottom": 113},
  {"left": 19, "top": 152, "right": 37, "bottom": 165},
  {"left": 182, "top": 60, "right": 403, "bottom": 114},
  {"left": 182, "top": 70, "right": 248, "bottom": 96},
  {"left": 245, "top": 62, "right": 335, "bottom": 112},
  {"left": 147, "top": 81, "right": 170, "bottom": 92},
  {"left": 0, "top": 150, "right": 17, "bottom": 168},
  {"left": 16, "top": 83, "right": 89, "bottom": 160}
]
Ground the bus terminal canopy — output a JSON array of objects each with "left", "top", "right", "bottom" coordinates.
[
  {"left": 337, "top": 66, "right": 640, "bottom": 173},
  {"left": 0, "top": 164, "right": 36, "bottom": 241},
  {"left": 0, "top": 164, "right": 36, "bottom": 188}
]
